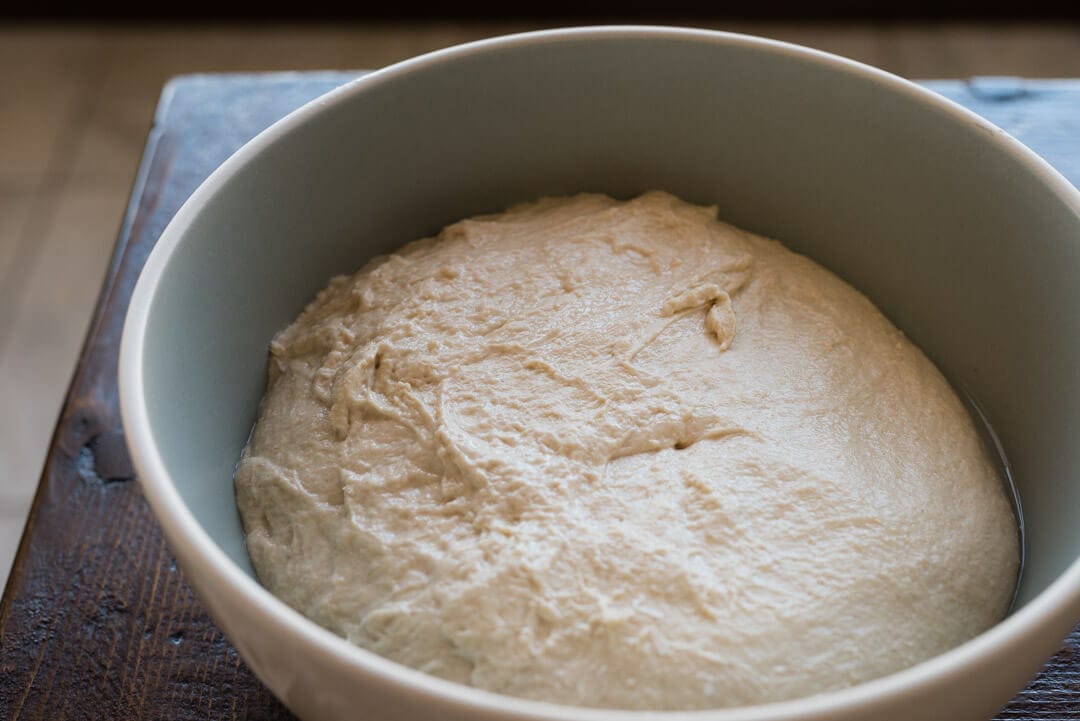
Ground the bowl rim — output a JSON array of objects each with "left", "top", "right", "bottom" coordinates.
[{"left": 119, "top": 24, "right": 1080, "bottom": 720}]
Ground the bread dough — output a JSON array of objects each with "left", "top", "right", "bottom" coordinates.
[{"left": 235, "top": 191, "right": 1018, "bottom": 710}]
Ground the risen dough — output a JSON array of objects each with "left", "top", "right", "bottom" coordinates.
[{"left": 235, "top": 191, "right": 1018, "bottom": 710}]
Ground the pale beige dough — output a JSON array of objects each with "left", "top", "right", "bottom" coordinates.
[{"left": 235, "top": 191, "right": 1018, "bottom": 710}]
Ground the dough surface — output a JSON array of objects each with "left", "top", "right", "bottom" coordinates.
[{"left": 235, "top": 191, "right": 1018, "bottom": 710}]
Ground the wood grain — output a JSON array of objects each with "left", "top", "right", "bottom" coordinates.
[{"left": 1, "top": 73, "right": 1079, "bottom": 721}]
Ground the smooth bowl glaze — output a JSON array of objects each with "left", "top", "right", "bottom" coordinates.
[{"left": 120, "top": 26, "right": 1080, "bottom": 721}]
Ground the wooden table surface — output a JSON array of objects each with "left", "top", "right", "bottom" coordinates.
[{"left": 1, "top": 72, "right": 1079, "bottom": 720}]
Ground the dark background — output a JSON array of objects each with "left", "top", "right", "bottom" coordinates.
[{"left": 5, "top": 0, "right": 1079, "bottom": 22}]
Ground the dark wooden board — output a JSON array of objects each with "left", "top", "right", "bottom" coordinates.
[{"left": 1, "top": 73, "right": 1079, "bottom": 721}]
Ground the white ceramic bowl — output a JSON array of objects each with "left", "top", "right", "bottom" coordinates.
[{"left": 119, "top": 26, "right": 1080, "bottom": 721}]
